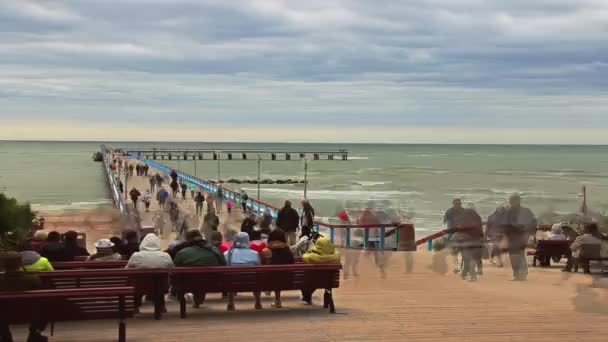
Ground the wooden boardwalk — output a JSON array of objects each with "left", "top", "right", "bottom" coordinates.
[
  {"left": 11, "top": 251, "right": 608, "bottom": 341},
  {"left": 12, "top": 158, "right": 607, "bottom": 341}
]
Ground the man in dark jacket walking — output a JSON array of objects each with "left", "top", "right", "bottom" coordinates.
[
  {"left": 129, "top": 187, "right": 141, "bottom": 209},
  {"left": 276, "top": 200, "right": 300, "bottom": 245}
]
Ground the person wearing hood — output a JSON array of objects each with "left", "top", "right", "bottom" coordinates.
[
  {"left": 19, "top": 242, "right": 54, "bottom": 272},
  {"left": 224, "top": 232, "right": 262, "bottom": 311},
  {"left": 0, "top": 252, "right": 49, "bottom": 342},
  {"left": 547, "top": 224, "right": 567, "bottom": 240},
  {"left": 126, "top": 233, "right": 174, "bottom": 269},
  {"left": 301, "top": 237, "right": 340, "bottom": 304},
  {"left": 40, "top": 231, "right": 69, "bottom": 262},
  {"left": 88, "top": 239, "right": 122, "bottom": 261},
  {"left": 261, "top": 229, "right": 295, "bottom": 308},
  {"left": 258, "top": 210, "right": 273, "bottom": 236}
]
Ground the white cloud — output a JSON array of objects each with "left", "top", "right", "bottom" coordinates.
[{"left": 0, "top": 0, "right": 607, "bottom": 142}]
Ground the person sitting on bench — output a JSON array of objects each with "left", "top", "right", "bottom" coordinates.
[
  {"left": 0, "top": 252, "right": 49, "bottom": 342},
  {"left": 564, "top": 223, "right": 603, "bottom": 272},
  {"left": 301, "top": 237, "right": 341, "bottom": 305}
]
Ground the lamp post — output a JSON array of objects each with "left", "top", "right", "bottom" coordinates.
[
  {"left": 304, "top": 158, "right": 309, "bottom": 199},
  {"left": 257, "top": 154, "right": 261, "bottom": 200}
]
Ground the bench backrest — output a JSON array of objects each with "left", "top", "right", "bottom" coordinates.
[
  {"left": 0, "top": 287, "right": 135, "bottom": 324},
  {"left": 580, "top": 244, "right": 602, "bottom": 259},
  {"left": 52, "top": 260, "right": 128, "bottom": 270},
  {"left": 172, "top": 264, "right": 341, "bottom": 293},
  {"left": 37, "top": 268, "right": 170, "bottom": 295},
  {"left": 535, "top": 240, "right": 571, "bottom": 254}
]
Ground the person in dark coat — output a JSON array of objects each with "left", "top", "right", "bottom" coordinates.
[
  {"left": 240, "top": 213, "right": 257, "bottom": 238},
  {"left": 63, "top": 230, "right": 89, "bottom": 260},
  {"left": 300, "top": 200, "right": 315, "bottom": 238},
  {"left": 129, "top": 187, "right": 141, "bottom": 209},
  {"left": 119, "top": 230, "right": 140, "bottom": 259},
  {"left": 276, "top": 200, "right": 300, "bottom": 245},
  {"left": 261, "top": 229, "right": 295, "bottom": 308},
  {"left": 40, "top": 231, "right": 68, "bottom": 262}
]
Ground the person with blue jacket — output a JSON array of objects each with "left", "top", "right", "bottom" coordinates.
[{"left": 224, "top": 232, "right": 261, "bottom": 311}]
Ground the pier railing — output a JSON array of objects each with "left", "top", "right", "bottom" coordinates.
[
  {"left": 130, "top": 154, "right": 416, "bottom": 250},
  {"left": 102, "top": 147, "right": 138, "bottom": 232}
]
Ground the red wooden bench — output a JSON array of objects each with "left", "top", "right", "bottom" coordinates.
[
  {"left": 36, "top": 268, "right": 170, "bottom": 319},
  {"left": 0, "top": 287, "right": 134, "bottom": 342},
  {"left": 51, "top": 260, "right": 128, "bottom": 270},
  {"left": 172, "top": 263, "right": 341, "bottom": 318}
]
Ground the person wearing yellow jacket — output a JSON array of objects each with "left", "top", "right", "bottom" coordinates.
[
  {"left": 301, "top": 237, "right": 340, "bottom": 304},
  {"left": 19, "top": 249, "right": 54, "bottom": 272}
]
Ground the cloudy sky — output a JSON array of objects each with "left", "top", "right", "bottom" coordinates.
[{"left": 1, "top": 0, "right": 607, "bottom": 143}]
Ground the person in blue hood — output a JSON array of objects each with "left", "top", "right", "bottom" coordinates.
[{"left": 224, "top": 232, "right": 261, "bottom": 311}]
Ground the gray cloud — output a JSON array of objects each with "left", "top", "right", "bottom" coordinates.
[{"left": 1, "top": 0, "right": 607, "bottom": 137}]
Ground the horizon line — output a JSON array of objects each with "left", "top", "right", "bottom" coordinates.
[{"left": 2, "top": 139, "right": 608, "bottom": 147}]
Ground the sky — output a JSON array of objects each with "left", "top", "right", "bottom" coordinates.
[{"left": 1, "top": 0, "right": 607, "bottom": 143}]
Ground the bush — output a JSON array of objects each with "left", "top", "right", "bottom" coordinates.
[{"left": 0, "top": 192, "right": 37, "bottom": 251}]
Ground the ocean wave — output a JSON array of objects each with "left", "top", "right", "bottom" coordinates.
[
  {"left": 348, "top": 156, "right": 370, "bottom": 160},
  {"left": 351, "top": 180, "right": 392, "bottom": 187},
  {"left": 32, "top": 199, "right": 113, "bottom": 211},
  {"left": 242, "top": 187, "right": 423, "bottom": 200}
]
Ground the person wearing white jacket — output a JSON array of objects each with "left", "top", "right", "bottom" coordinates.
[{"left": 126, "top": 233, "right": 174, "bottom": 269}]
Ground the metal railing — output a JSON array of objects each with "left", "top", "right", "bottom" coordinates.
[
  {"left": 131, "top": 154, "right": 419, "bottom": 250},
  {"left": 102, "top": 147, "right": 138, "bottom": 232}
]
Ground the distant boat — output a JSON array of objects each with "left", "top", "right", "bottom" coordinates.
[{"left": 92, "top": 151, "right": 103, "bottom": 162}]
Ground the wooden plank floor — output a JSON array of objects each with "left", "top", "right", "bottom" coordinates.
[{"left": 11, "top": 250, "right": 608, "bottom": 341}]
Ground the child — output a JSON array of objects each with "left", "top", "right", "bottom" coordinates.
[{"left": 226, "top": 199, "right": 234, "bottom": 214}]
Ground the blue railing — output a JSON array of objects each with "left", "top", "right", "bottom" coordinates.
[
  {"left": 130, "top": 152, "right": 417, "bottom": 251},
  {"left": 130, "top": 154, "right": 281, "bottom": 220}
]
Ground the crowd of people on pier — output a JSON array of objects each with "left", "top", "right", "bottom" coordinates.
[{"left": 436, "top": 194, "right": 608, "bottom": 282}]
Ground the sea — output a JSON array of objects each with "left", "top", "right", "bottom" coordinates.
[{"left": 2, "top": 141, "right": 608, "bottom": 232}]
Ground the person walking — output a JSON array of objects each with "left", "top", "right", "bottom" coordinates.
[
  {"left": 444, "top": 198, "right": 465, "bottom": 274},
  {"left": 490, "top": 194, "right": 537, "bottom": 281},
  {"left": 142, "top": 190, "right": 152, "bottom": 212},
  {"left": 135, "top": 164, "right": 141, "bottom": 176},
  {"left": 155, "top": 172, "right": 163, "bottom": 188},
  {"left": 143, "top": 164, "right": 149, "bottom": 176},
  {"left": 300, "top": 200, "right": 315, "bottom": 238},
  {"left": 276, "top": 200, "right": 300, "bottom": 245},
  {"left": 170, "top": 179, "right": 179, "bottom": 199},
  {"left": 157, "top": 188, "right": 169, "bottom": 209},
  {"left": 180, "top": 181, "right": 188, "bottom": 200},
  {"left": 149, "top": 175, "right": 156, "bottom": 193},
  {"left": 240, "top": 190, "right": 249, "bottom": 213},
  {"left": 129, "top": 187, "right": 141, "bottom": 209},
  {"left": 189, "top": 183, "right": 197, "bottom": 199},
  {"left": 194, "top": 192, "right": 205, "bottom": 216},
  {"left": 215, "top": 187, "right": 224, "bottom": 214},
  {"left": 128, "top": 164, "right": 134, "bottom": 176}
]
